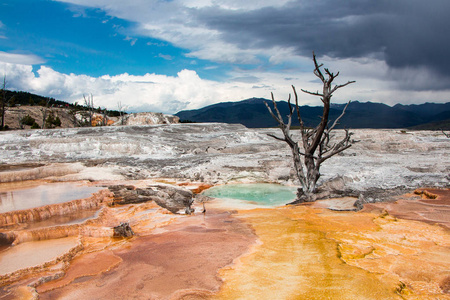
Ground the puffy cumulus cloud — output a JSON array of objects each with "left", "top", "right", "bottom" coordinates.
[
  {"left": 2, "top": 60, "right": 449, "bottom": 114},
  {"left": 0, "top": 62, "right": 272, "bottom": 113}
]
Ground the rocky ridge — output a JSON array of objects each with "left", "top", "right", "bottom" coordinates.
[{"left": 3, "top": 106, "right": 179, "bottom": 130}]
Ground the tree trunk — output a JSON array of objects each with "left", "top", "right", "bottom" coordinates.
[{"left": 265, "top": 52, "right": 354, "bottom": 202}]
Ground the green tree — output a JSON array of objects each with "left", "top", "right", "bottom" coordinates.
[
  {"left": 45, "top": 111, "right": 62, "bottom": 128},
  {"left": 20, "top": 115, "right": 36, "bottom": 126}
]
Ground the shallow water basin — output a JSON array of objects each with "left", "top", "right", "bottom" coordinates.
[
  {"left": 202, "top": 183, "right": 297, "bottom": 208},
  {"left": 0, "top": 182, "right": 103, "bottom": 213},
  {"left": 0, "top": 236, "right": 79, "bottom": 276},
  {"left": 25, "top": 208, "right": 101, "bottom": 229}
]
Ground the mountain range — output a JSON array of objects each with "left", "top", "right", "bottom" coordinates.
[{"left": 176, "top": 98, "right": 450, "bottom": 129}]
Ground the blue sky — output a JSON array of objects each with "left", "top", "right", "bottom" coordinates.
[
  {"left": 0, "top": 0, "right": 449, "bottom": 113},
  {"left": 0, "top": 0, "right": 226, "bottom": 78}
]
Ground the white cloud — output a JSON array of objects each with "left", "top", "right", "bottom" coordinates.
[
  {"left": 2, "top": 59, "right": 449, "bottom": 116},
  {"left": 0, "top": 62, "right": 270, "bottom": 113},
  {"left": 182, "top": 0, "right": 292, "bottom": 10},
  {"left": 53, "top": 0, "right": 450, "bottom": 97},
  {"left": 0, "top": 51, "right": 46, "bottom": 65},
  {"left": 158, "top": 53, "right": 173, "bottom": 61},
  {"left": 124, "top": 36, "right": 137, "bottom": 46}
]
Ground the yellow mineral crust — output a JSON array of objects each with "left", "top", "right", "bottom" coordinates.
[{"left": 214, "top": 205, "right": 450, "bottom": 299}]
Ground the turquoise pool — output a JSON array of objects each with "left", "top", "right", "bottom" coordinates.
[{"left": 202, "top": 183, "right": 297, "bottom": 207}]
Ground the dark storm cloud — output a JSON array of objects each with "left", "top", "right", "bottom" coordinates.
[{"left": 194, "top": 0, "right": 450, "bottom": 86}]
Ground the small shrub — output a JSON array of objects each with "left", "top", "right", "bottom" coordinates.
[
  {"left": 45, "top": 112, "right": 62, "bottom": 128},
  {"left": 31, "top": 122, "right": 40, "bottom": 129},
  {"left": 53, "top": 116, "right": 61, "bottom": 127},
  {"left": 20, "top": 115, "right": 36, "bottom": 126}
]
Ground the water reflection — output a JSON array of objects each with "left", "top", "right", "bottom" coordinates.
[
  {"left": 203, "top": 183, "right": 297, "bottom": 207},
  {"left": 25, "top": 208, "right": 100, "bottom": 229},
  {"left": 0, "top": 182, "right": 102, "bottom": 213}
]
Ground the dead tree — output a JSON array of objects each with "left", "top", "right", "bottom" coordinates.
[
  {"left": 441, "top": 129, "right": 450, "bottom": 138},
  {"left": 1, "top": 76, "right": 15, "bottom": 130},
  {"left": 100, "top": 107, "right": 108, "bottom": 126},
  {"left": 117, "top": 101, "right": 127, "bottom": 125},
  {"left": 40, "top": 98, "right": 52, "bottom": 129},
  {"left": 83, "top": 93, "right": 95, "bottom": 126},
  {"left": 265, "top": 52, "right": 355, "bottom": 202}
]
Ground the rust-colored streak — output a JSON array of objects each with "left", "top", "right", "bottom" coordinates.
[
  {"left": 39, "top": 209, "right": 256, "bottom": 299},
  {"left": 37, "top": 250, "right": 122, "bottom": 293},
  {"left": 366, "top": 188, "right": 450, "bottom": 230}
]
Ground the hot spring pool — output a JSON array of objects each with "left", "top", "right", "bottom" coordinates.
[
  {"left": 202, "top": 183, "right": 297, "bottom": 207},
  {"left": 0, "top": 182, "right": 103, "bottom": 213}
]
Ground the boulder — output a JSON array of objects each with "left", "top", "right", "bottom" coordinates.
[
  {"left": 108, "top": 184, "right": 194, "bottom": 214},
  {"left": 151, "top": 184, "right": 194, "bottom": 214},
  {"left": 113, "top": 222, "right": 134, "bottom": 238},
  {"left": 108, "top": 185, "right": 157, "bottom": 205}
]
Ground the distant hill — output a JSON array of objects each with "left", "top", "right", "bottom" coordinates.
[
  {"left": 1, "top": 90, "right": 177, "bottom": 130},
  {"left": 176, "top": 98, "right": 450, "bottom": 129}
]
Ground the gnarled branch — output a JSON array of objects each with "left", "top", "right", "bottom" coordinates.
[{"left": 264, "top": 52, "right": 355, "bottom": 200}]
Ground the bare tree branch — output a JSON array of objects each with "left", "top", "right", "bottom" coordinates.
[
  {"left": 265, "top": 52, "right": 355, "bottom": 201},
  {"left": 328, "top": 101, "right": 350, "bottom": 132},
  {"left": 331, "top": 81, "right": 356, "bottom": 94},
  {"left": 266, "top": 133, "right": 286, "bottom": 142},
  {"left": 300, "top": 89, "right": 324, "bottom": 97}
]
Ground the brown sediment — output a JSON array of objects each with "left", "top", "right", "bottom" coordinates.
[
  {"left": 364, "top": 188, "right": 450, "bottom": 230},
  {"left": 416, "top": 188, "right": 450, "bottom": 204},
  {"left": 36, "top": 250, "right": 122, "bottom": 293},
  {"left": 38, "top": 208, "right": 257, "bottom": 299}
]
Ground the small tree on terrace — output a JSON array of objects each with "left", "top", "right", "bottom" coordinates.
[{"left": 265, "top": 52, "right": 355, "bottom": 202}]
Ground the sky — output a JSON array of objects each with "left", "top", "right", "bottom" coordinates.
[{"left": 0, "top": 0, "right": 449, "bottom": 114}]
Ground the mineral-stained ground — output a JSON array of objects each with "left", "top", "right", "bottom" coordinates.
[{"left": 0, "top": 124, "right": 449, "bottom": 299}]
